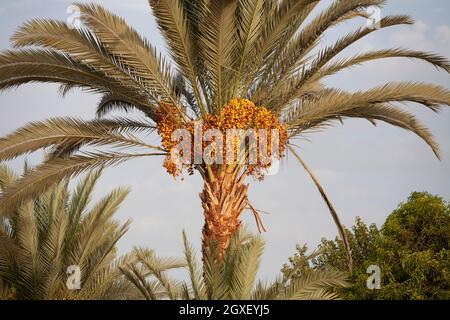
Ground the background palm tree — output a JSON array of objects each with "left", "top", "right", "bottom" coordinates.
[
  {"left": 0, "top": 0, "right": 449, "bottom": 267},
  {"left": 0, "top": 164, "right": 139, "bottom": 300},
  {"left": 121, "top": 226, "right": 350, "bottom": 300}
]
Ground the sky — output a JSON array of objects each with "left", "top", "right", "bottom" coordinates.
[{"left": 0, "top": 0, "right": 449, "bottom": 281}]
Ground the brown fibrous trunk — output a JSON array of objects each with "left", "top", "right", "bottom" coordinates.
[{"left": 200, "top": 165, "right": 248, "bottom": 260}]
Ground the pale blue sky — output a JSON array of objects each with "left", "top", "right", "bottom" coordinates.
[{"left": 0, "top": 0, "right": 449, "bottom": 280}]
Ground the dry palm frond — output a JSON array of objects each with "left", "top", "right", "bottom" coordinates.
[
  {"left": 305, "top": 48, "right": 450, "bottom": 87},
  {"left": 0, "top": 118, "right": 162, "bottom": 163},
  {"left": 232, "top": 0, "right": 265, "bottom": 96},
  {"left": 199, "top": 0, "right": 237, "bottom": 111},
  {"left": 257, "top": 0, "right": 386, "bottom": 92},
  {"left": 264, "top": 15, "right": 415, "bottom": 107},
  {"left": 10, "top": 20, "right": 153, "bottom": 103},
  {"left": 0, "top": 49, "right": 137, "bottom": 100},
  {"left": 284, "top": 83, "right": 450, "bottom": 156},
  {"left": 288, "top": 146, "right": 353, "bottom": 272},
  {"left": 0, "top": 152, "right": 165, "bottom": 213},
  {"left": 150, "top": 0, "right": 207, "bottom": 114},
  {"left": 75, "top": 3, "right": 179, "bottom": 107}
]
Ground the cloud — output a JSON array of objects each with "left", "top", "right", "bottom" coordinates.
[
  {"left": 390, "top": 21, "right": 433, "bottom": 50},
  {"left": 436, "top": 24, "right": 450, "bottom": 44},
  {"left": 390, "top": 21, "right": 450, "bottom": 56}
]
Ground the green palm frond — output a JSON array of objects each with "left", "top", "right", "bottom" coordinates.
[
  {"left": 0, "top": 164, "right": 136, "bottom": 300},
  {"left": 280, "top": 268, "right": 350, "bottom": 300},
  {"left": 124, "top": 227, "right": 349, "bottom": 300},
  {"left": 202, "top": 240, "right": 228, "bottom": 299},
  {"left": 120, "top": 247, "right": 185, "bottom": 300},
  {"left": 182, "top": 230, "right": 206, "bottom": 300},
  {"left": 227, "top": 229, "right": 264, "bottom": 299},
  {"left": 132, "top": 247, "right": 185, "bottom": 299},
  {"left": 81, "top": 253, "right": 138, "bottom": 300}
]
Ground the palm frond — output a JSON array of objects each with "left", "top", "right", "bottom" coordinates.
[
  {"left": 120, "top": 246, "right": 185, "bottom": 300},
  {"left": 132, "top": 247, "right": 185, "bottom": 299},
  {"left": 280, "top": 268, "right": 350, "bottom": 300},
  {"left": 257, "top": 0, "right": 386, "bottom": 95},
  {"left": 0, "top": 152, "right": 164, "bottom": 213},
  {"left": 284, "top": 83, "right": 450, "bottom": 158},
  {"left": 182, "top": 231, "right": 206, "bottom": 300},
  {"left": 251, "top": 0, "right": 320, "bottom": 96},
  {"left": 0, "top": 117, "right": 160, "bottom": 162},
  {"left": 0, "top": 49, "right": 144, "bottom": 104},
  {"left": 265, "top": 15, "right": 414, "bottom": 107},
  {"left": 251, "top": 0, "right": 318, "bottom": 73},
  {"left": 338, "top": 104, "right": 440, "bottom": 158},
  {"left": 228, "top": 231, "right": 264, "bottom": 299},
  {"left": 75, "top": 3, "right": 179, "bottom": 107},
  {"left": 0, "top": 165, "right": 132, "bottom": 299},
  {"left": 288, "top": 146, "right": 353, "bottom": 272},
  {"left": 120, "top": 262, "right": 159, "bottom": 300},
  {"left": 96, "top": 94, "right": 156, "bottom": 119},
  {"left": 202, "top": 240, "right": 227, "bottom": 299},
  {"left": 232, "top": 0, "right": 265, "bottom": 96},
  {"left": 0, "top": 165, "right": 18, "bottom": 192},
  {"left": 307, "top": 48, "right": 450, "bottom": 86},
  {"left": 199, "top": 0, "right": 237, "bottom": 111},
  {"left": 10, "top": 20, "right": 153, "bottom": 103},
  {"left": 150, "top": 0, "right": 207, "bottom": 114}
]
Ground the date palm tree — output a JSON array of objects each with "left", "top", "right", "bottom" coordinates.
[
  {"left": 0, "top": 164, "right": 138, "bottom": 300},
  {"left": 0, "top": 0, "right": 449, "bottom": 267}
]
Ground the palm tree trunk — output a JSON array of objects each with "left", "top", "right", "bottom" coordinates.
[{"left": 200, "top": 165, "right": 248, "bottom": 259}]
